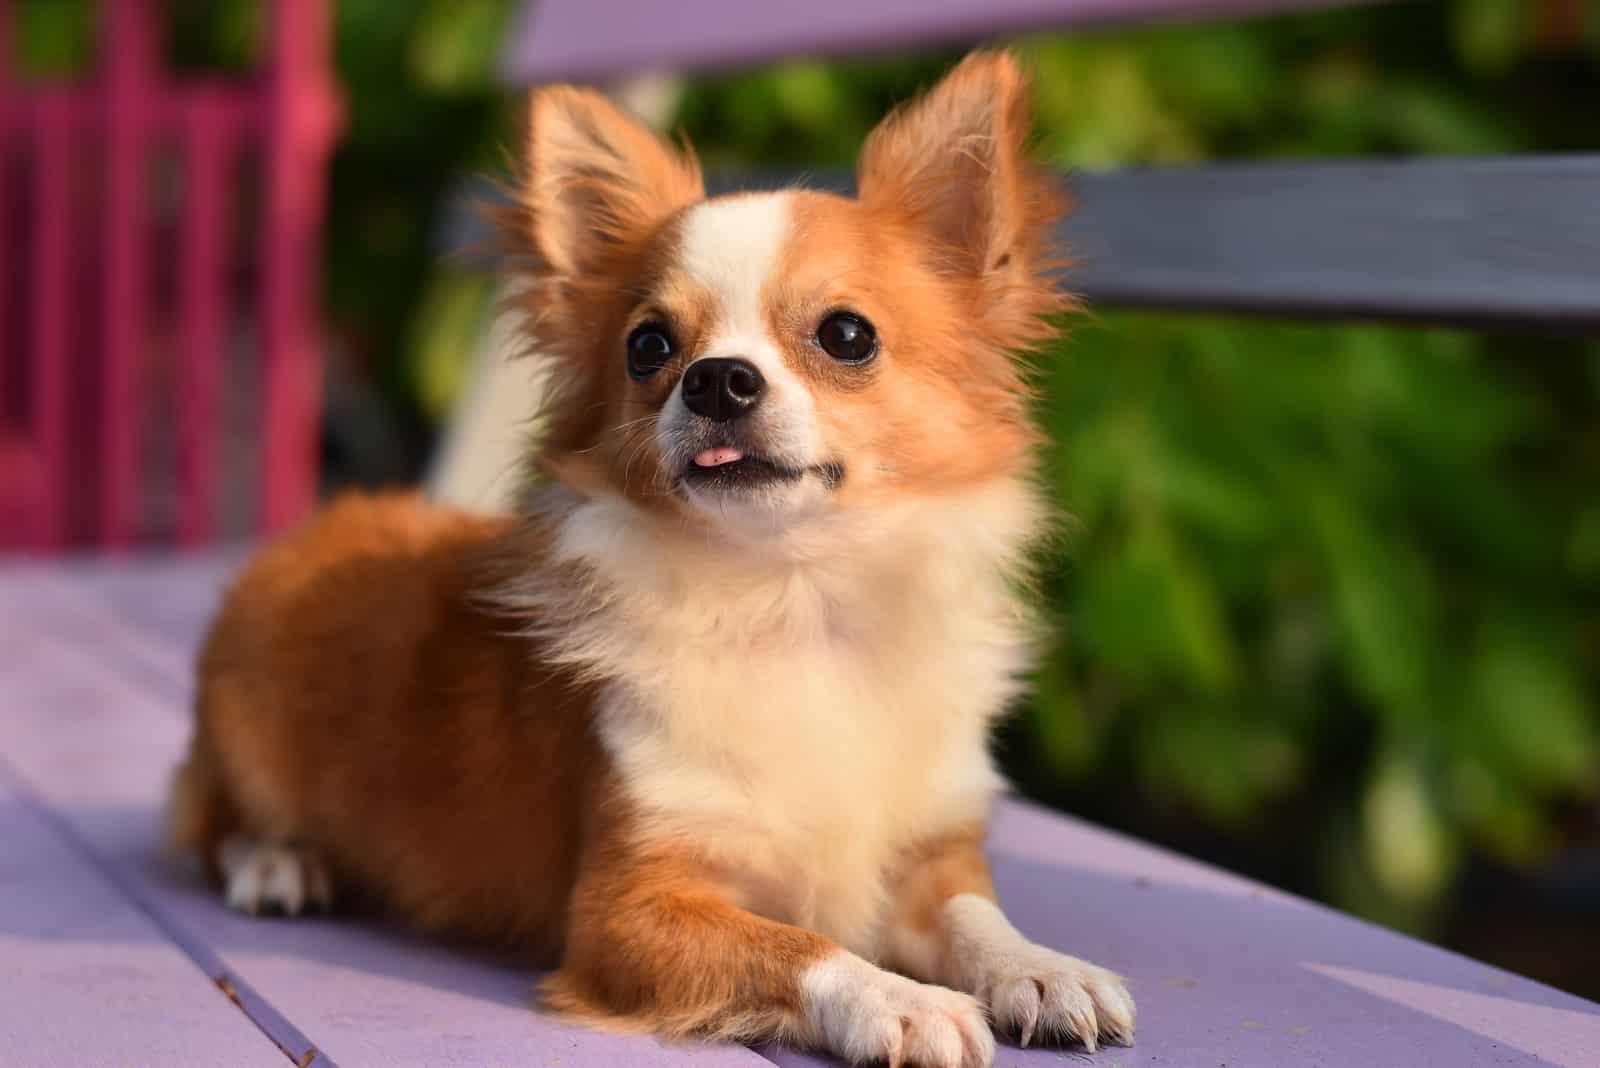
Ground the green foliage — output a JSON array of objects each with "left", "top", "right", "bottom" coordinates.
[
  {"left": 1019, "top": 314, "right": 1598, "bottom": 915},
  {"left": 12, "top": 0, "right": 94, "bottom": 77},
  {"left": 317, "top": 0, "right": 518, "bottom": 412},
  {"left": 674, "top": 3, "right": 1600, "bottom": 923}
]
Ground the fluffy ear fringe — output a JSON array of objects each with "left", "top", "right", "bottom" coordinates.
[
  {"left": 488, "top": 86, "right": 702, "bottom": 366},
  {"left": 859, "top": 51, "right": 1077, "bottom": 400},
  {"left": 481, "top": 88, "right": 703, "bottom": 472},
  {"left": 498, "top": 86, "right": 702, "bottom": 278}
]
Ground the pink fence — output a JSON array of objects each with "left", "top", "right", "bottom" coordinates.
[{"left": 0, "top": 0, "right": 340, "bottom": 550}]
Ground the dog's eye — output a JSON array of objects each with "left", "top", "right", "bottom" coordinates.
[
  {"left": 627, "top": 324, "right": 675, "bottom": 379},
  {"left": 816, "top": 312, "right": 877, "bottom": 364}
]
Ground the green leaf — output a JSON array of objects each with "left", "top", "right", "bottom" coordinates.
[
  {"left": 1077, "top": 521, "right": 1237, "bottom": 693},
  {"left": 16, "top": 0, "right": 94, "bottom": 76},
  {"left": 407, "top": 272, "right": 495, "bottom": 421},
  {"left": 1303, "top": 490, "right": 1437, "bottom": 723},
  {"left": 1567, "top": 508, "right": 1600, "bottom": 579},
  {"left": 1138, "top": 710, "right": 1299, "bottom": 824},
  {"left": 1029, "top": 655, "right": 1099, "bottom": 777},
  {"left": 1453, "top": 0, "right": 1527, "bottom": 75},
  {"left": 1464, "top": 628, "right": 1598, "bottom": 796},
  {"left": 412, "top": 0, "right": 515, "bottom": 91}
]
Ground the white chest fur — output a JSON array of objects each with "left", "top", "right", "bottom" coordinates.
[
  {"left": 596, "top": 597, "right": 1016, "bottom": 953},
  {"left": 507, "top": 481, "right": 1042, "bottom": 955}
]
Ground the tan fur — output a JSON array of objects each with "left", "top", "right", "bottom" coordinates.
[
  {"left": 490, "top": 476, "right": 1036, "bottom": 956},
  {"left": 171, "top": 52, "right": 1132, "bottom": 1065},
  {"left": 541, "top": 789, "right": 836, "bottom": 1042},
  {"left": 883, "top": 828, "right": 999, "bottom": 979},
  {"left": 172, "top": 492, "right": 598, "bottom": 951}
]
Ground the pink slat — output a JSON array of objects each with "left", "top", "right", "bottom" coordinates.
[
  {"left": 0, "top": 0, "right": 9, "bottom": 383},
  {"left": 175, "top": 95, "right": 238, "bottom": 546},
  {"left": 1, "top": 1, "right": 13, "bottom": 483},
  {"left": 261, "top": 0, "right": 340, "bottom": 532},
  {"left": 98, "top": 0, "right": 160, "bottom": 549},
  {"left": 27, "top": 94, "right": 72, "bottom": 550}
]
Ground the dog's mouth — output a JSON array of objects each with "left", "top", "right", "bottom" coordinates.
[{"left": 680, "top": 446, "right": 843, "bottom": 493}]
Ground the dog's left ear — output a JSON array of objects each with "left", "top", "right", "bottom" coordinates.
[{"left": 858, "top": 52, "right": 1067, "bottom": 312}]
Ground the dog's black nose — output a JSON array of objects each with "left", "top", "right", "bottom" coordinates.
[{"left": 682, "top": 357, "right": 765, "bottom": 422}]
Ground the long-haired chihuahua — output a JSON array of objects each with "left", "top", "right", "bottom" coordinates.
[{"left": 169, "top": 51, "right": 1135, "bottom": 1067}]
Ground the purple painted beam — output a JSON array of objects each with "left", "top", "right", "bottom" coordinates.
[
  {"left": 0, "top": 763, "right": 285, "bottom": 1066},
  {"left": 4, "top": 555, "right": 1600, "bottom": 1068},
  {"left": 502, "top": 0, "right": 1387, "bottom": 84}
]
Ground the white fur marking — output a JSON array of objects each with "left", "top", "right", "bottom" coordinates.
[
  {"left": 504, "top": 478, "right": 1038, "bottom": 953},
  {"left": 658, "top": 193, "right": 826, "bottom": 525},
  {"left": 943, "top": 894, "right": 1135, "bottom": 1051},
  {"left": 800, "top": 951, "right": 994, "bottom": 1068},
  {"left": 677, "top": 193, "right": 792, "bottom": 347},
  {"left": 221, "top": 837, "right": 332, "bottom": 917}
]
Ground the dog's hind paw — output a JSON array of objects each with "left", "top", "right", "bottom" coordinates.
[{"left": 220, "top": 838, "right": 333, "bottom": 917}]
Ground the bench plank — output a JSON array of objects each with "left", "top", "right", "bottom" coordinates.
[
  {"left": 0, "top": 763, "right": 284, "bottom": 1067},
  {"left": 768, "top": 802, "right": 1600, "bottom": 1068},
  {"left": 501, "top": 0, "right": 1373, "bottom": 84},
  {"left": 702, "top": 160, "right": 1600, "bottom": 328},
  {"left": 6, "top": 556, "right": 1600, "bottom": 1068},
  {"left": 1059, "top": 155, "right": 1600, "bottom": 328}
]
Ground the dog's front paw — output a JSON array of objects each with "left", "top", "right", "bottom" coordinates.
[
  {"left": 975, "top": 943, "right": 1134, "bottom": 1051},
  {"left": 944, "top": 896, "right": 1133, "bottom": 1052},
  {"left": 803, "top": 952, "right": 994, "bottom": 1068}
]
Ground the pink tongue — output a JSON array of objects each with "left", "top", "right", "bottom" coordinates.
[{"left": 693, "top": 446, "right": 744, "bottom": 468}]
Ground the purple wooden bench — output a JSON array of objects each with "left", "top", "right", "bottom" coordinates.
[{"left": 3, "top": 554, "right": 1598, "bottom": 1066}]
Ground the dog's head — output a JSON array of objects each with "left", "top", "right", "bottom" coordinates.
[{"left": 507, "top": 53, "right": 1070, "bottom": 540}]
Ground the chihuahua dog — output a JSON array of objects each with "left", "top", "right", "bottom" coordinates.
[{"left": 168, "top": 52, "right": 1134, "bottom": 1067}]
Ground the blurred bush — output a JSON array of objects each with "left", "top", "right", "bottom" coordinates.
[{"left": 15, "top": 0, "right": 1598, "bottom": 950}]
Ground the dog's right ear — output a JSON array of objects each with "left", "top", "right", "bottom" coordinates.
[{"left": 518, "top": 87, "right": 703, "bottom": 276}]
